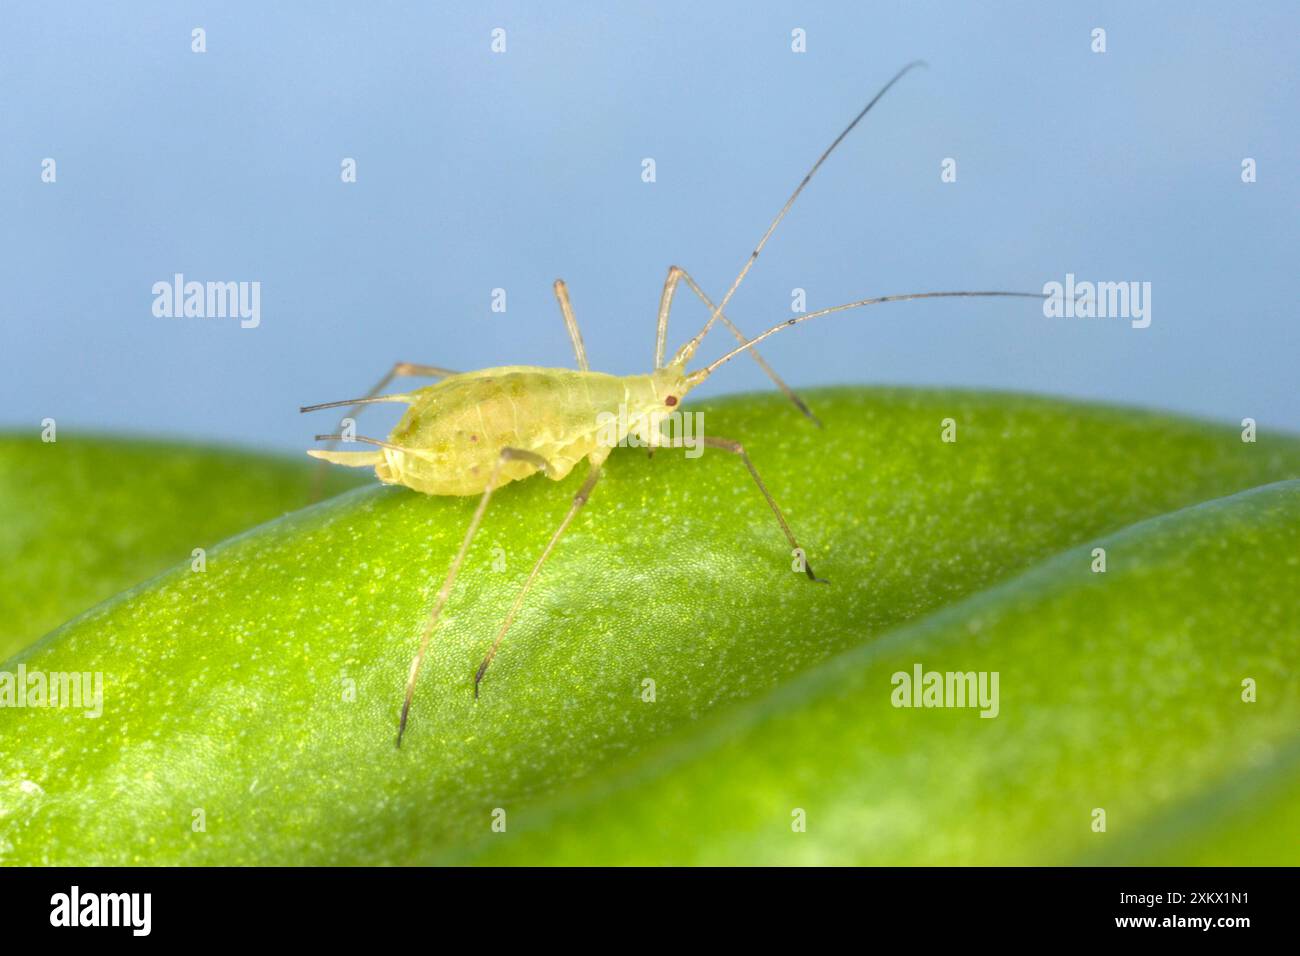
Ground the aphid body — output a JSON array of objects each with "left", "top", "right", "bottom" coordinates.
[{"left": 311, "top": 363, "right": 691, "bottom": 495}]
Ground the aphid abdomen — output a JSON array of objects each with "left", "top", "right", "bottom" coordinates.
[{"left": 380, "top": 366, "right": 637, "bottom": 496}]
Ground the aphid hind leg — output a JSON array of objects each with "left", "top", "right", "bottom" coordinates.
[
  {"left": 553, "top": 279, "right": 589, "bottom": 371},
  {"left": 396, "top": 446, "right": 552, "bottom": 747},
  {"left": 317, "top": 362, "right": 456, "bottom": 425},
  {"left": 663, "top": 266, "right": 821, "bottom": 427},
  {"left": 702, "top": 435, "right": 827, "bottom": 584},
  {"left": 309, "top": 361, "right": 458, "bottom": 501},
  {"left": 474, "top": 449, "right": 608, "bottom": 697}
]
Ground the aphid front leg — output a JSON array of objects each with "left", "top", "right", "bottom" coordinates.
[
  {"left": 474, "top": 448, "right": 610, "bottom": 697},
  {"left": 653, "top": 266, "right": 684, "bottom": 370},
  {"left": 396, "top": 446, "right": 552, "bottom": 747},
  {"left": 552, "top": 279, "right": 589, "bottom": 371},
  {"left": 701, "top": 435, "right": 827, "bottom": 584}
]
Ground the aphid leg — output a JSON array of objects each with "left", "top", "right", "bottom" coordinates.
[
  {"left": 653, "top": 267, "right": 683, "bottom": 369},
  {"left": 702, "top": 435, "right": 828, "bottom": 584},
  {"left": 553, "top": 279, "right": 589, "bottom": 371},
  {"left": 662, "top": 265, "right": 821, "bottom": 427},
  {"left": 396, "top": 446, "right": 552, "bottom": 747},
  {"left": 474, "top": 449, "right": 609, "bottom": 698},
  {"left": 308, "top": 362, "right": 457, "bottom": 501}
]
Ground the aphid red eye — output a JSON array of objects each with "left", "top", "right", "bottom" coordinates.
[{"left": 664, "top": 395, "right": 678, "bottom": 406}]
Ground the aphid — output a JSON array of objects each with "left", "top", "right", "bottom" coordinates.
[{"left": 302, "top": 62, "right": 1043, "bottom": 746}]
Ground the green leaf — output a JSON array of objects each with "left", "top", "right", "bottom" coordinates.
[
  {"left": 0, "top": 434, "right": 363, "bottom": 662},
  {"left": 1094, "top": 729, "right": 1300, "bottom": 866},
  {"left": 1, "top": 388, "right": 1296, "bottom": 865},
  {"left": 455, "top": 480, "right": 1300, "bottom": 865}
]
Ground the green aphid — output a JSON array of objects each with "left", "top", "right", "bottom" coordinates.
[{"left": 302, "top": 62, "right": 1043, "bottom": 745}]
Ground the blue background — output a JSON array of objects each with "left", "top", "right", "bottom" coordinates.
[{"left": 3, "top": 2, "right": 1297, "bottom": 450}]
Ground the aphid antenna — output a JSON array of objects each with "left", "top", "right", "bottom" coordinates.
[
  {"left": 685, "top": 291, "right": 1048, "bottom": 387},
  {"left": 672, "top": 60, "right": 928, "bottom": 368}
]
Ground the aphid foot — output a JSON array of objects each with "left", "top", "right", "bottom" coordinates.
[
  {"left": 805, "top": 564, "right": 830, "bottom": 585},
  {"left": 395, "top": 709, "right": 410, "bottom": 749}
]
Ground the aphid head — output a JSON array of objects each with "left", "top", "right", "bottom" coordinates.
[{"left": 651, "top": 361, "right": 694, "bottom": 409}]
